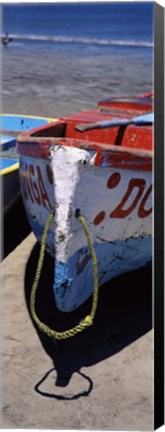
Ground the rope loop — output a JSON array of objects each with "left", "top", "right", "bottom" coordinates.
[{"left": 30, "top": 210, "right": 99, "bottom": 340}]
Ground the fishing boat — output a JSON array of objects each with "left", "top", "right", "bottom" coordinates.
[
  {"left": 1, "top": 114, "right": 56, "bottom": 213},
  {"left": 17, "top": 95, "right": 153, "bottom": 315},
  {"left": 97, "top": 91, "right": 153, "bottom": 110}
]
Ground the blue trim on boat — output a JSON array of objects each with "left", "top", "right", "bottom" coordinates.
[
  {"left": 1, "top": 157, "right": 19, "bottom": 170},
  {"left": 0, "top": 135, "right": 16, "bottom": 150},
  {"left": 2, "top": 116, "right": 50, "bottom": 131},
  {"left": 53, "top": 237, "right": 152, "bottom": 312}
]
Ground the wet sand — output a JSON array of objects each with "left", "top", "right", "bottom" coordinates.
[{"left": 1, "top": 49, "right": 153, "bottom": 430}]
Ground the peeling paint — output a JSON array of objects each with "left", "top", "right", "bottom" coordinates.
[
  {"left": 76, "top": 250, "right": 91, "bottom": 275},
  {"left": 19, "top": 133, "right": 152, "bottom": 312}
]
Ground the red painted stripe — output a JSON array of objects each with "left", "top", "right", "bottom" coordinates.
[
  {"left": 94, "top": 150, "right": 152, "bottom": 171},
  {"left": 18, "top": 132, "right": 152, "bottom": 171},
  {"left": 18, "top": 142, "right": 50, "bottom": 159}
]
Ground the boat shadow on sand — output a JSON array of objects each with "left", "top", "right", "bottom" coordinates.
[
  {"left": 25, "top": 243, "right": 152, "bottom": 400},
  {"left": 3, "top": 197, "right": 31, "bottom": 259}
]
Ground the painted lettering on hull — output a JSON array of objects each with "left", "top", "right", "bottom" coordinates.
[
  {"left": 20, "top": 161, "right": 152, "bottom": 226},
  {"left": 93, "top": 172, "right": 152, "bottom": 224},
  {"left": 20, "top": 161, "right": 53, "bottom": 211}
]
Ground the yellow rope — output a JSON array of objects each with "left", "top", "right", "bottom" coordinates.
[{"left": 30, "top": 210, "right": 99, "bottom": 340}]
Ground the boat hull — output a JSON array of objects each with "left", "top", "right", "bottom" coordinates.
[{"left": 18, "top": 138, "right": 152, "bottom": 312}]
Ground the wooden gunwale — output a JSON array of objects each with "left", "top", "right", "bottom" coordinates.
[
  {"left": 0, "top": 129, "right": 22, "bottom": 137},
  {"left": 17, "top": 133, "right": 153, "bottom": 172},
  {"left": 17, "top": 132, "right": 153, "bottom": 156}
]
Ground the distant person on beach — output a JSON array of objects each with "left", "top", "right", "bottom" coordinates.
[{"left": 1, "top": 32, "right": 12, "bottom": 45}]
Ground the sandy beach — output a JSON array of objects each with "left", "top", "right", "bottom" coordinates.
[
  {"left": 1, "top": 42, "right": 154, "bottom": 430},
  {"left": 1, "top": 167, "right": 154, "bottom": 430},
  {"left": 1, "top": 199, "right": 153, "bottom": 429},
  {"left": 2, "top": 49, "right": 153, "bottom": 118}
]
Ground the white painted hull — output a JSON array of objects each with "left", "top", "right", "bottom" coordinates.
[{"left": 19, "top": 143, "right": 152, "bottom": 312}]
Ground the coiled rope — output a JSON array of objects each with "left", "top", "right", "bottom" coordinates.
[{"left": 30, "top": 209, "right": 99, "bottom": 340}]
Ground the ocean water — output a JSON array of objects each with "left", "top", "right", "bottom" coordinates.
[
  {"left": 1, "top": 2, "right": 154, "bottom": 117},
  {"left": 2, "top": 2, "right": 153, "bottom": 56}
]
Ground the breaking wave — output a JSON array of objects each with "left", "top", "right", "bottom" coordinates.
[{"left": 5, "top": 33, "right": 153, "bottom": 48}]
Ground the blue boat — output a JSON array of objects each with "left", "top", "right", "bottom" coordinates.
[{"left": 1, "top": 114, "right": 57, "bottom": 213}]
